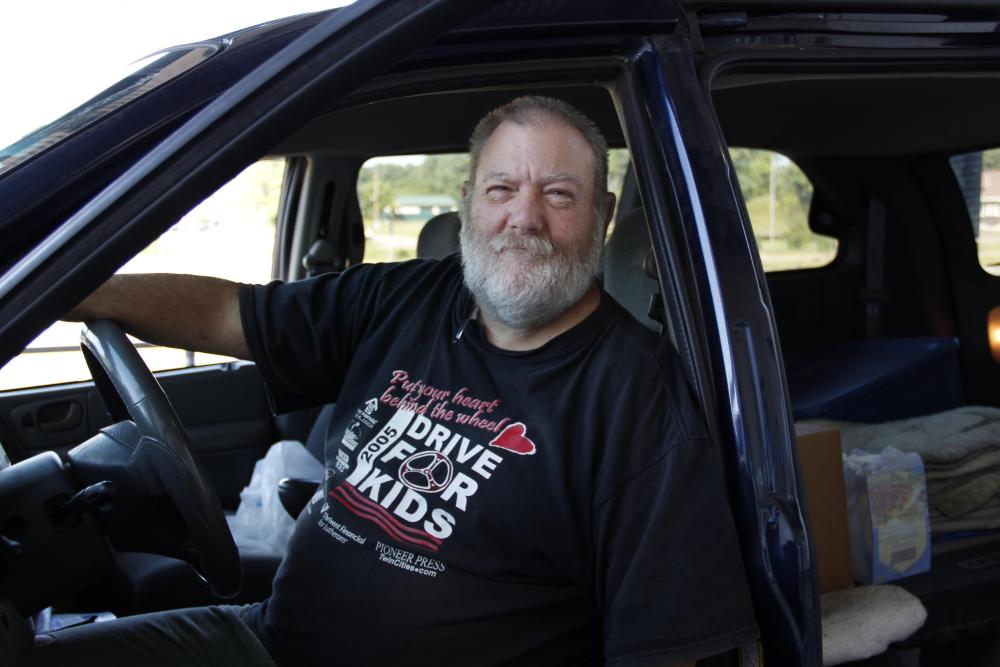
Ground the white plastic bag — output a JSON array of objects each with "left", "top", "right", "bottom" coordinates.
[
  {"left": 844, "top": 446, "right": 931, "bottom": 583},
  {"left": 229, "top": 440, "right": 323, "bottom": 555}
]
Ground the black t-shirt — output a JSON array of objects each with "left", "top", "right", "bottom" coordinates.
[{"left": 239, "top": 256, "right": 757, "bottom": 666}]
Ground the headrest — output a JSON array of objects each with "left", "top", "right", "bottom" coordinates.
[
  {"left": 603, "top": 207, "right": 662, "bottom": 333},
  {"left": 417, "top": 212, "right": 462, "bottom": 260}
]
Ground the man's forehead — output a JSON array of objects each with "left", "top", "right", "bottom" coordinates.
[
  {"left": 476, "top": 118, "right": 595, "bottom": 181},
  {"left": 485, "top": 115, "right": 587, "bottom": 145}
]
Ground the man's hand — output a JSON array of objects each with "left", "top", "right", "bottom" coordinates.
[{"left": 64, "top": 273, "right": 250, "bottom": 359}]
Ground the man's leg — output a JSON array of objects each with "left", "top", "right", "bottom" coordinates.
[{"left": 23, "top": 604, "right": 275, "bottom": 667}]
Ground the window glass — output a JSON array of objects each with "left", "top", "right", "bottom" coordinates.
[
  {"left": 607, "top": 148, "right": 630, "bottom": 228},
  {"left": 356, "top": 149, "right": 630, "bottom": 263},
  {"left": 729, "top": 148, "right": 837, "bottom": 272},
  {"left": 607, "top": 148, "right": 629, "bottom": 202},
  {"left": 950, "top": 149, "right": 1000, "bottom": 276},
  {"left": 357, "top": 153, "right": 467, "bottom": 263},
  {"left": 0, "top": 158, "right": 283, "bottom": 391}
]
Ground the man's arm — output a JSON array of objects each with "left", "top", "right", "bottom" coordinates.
[{"left": 64, "top": 273, "right": 250, "bottom": 359}]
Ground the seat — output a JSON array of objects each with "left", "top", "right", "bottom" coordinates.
[
  {"left": 786, "top": 337, "right": 964, "bottom": 422},
  {"left": 416, "top": 211, "right": 461, "bottom": 259}
]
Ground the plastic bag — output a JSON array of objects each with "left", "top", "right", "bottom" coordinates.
[
  {"left": 229, "top": 440, "right": 323, "bottom": 555},
  {"left": 844, "top": 446, "right": 931, "bottom": 583}
]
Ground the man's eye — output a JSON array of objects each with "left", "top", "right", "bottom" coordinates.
[
  {"left": 546, "top": 189, "right": 573, "bottom": 199},
  {"left": 486, "top": 185, "right": 512, "bottom": 195}
]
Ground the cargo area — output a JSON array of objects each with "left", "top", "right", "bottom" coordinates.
[{"left": 714, "top": 67, "right": 1000, "bottom": 665}]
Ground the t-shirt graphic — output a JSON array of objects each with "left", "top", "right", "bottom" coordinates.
[{"left": 323, "top": 369, "right": 529, "bottom": 554}]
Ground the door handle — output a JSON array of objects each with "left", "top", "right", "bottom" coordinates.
[{"left": 37, "top": 401, "right": 84, "bottom": 433}]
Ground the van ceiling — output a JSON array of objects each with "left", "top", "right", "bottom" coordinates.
[
  {"left": 713, "top": 74, "right": 1000, "bottom": 158},
  {"left": 271, "top": 71, "right": 1000, "bottom": 160},
  {"left": 272, "top": 85, "right": 622, "bottom": 158}
]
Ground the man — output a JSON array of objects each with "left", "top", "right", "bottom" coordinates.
[{"left": 35, "top": 96, "right": 757, "bottom": 666}]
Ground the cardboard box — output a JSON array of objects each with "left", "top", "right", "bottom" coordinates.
[{"left": 795, "top": 424, "right": 855, "bottom": 593}]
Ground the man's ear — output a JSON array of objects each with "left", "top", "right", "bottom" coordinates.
[
  {"left": 603, "top": 192, "right": 616, "bottom": 231},
  {"left": 460, "top": 181, "right": 470, "bottom": 200}
]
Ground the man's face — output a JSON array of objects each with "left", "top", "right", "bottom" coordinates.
[{"left": 459, "top": 118, "right": 606, "bottom": 330}]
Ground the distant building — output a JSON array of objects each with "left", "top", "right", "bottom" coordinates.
[
  {"left": 390, "top": 195, "right": 458, "bottom": 222},
  {"left": 981, "top": 170, "right": 1000, "bottom": 229}
]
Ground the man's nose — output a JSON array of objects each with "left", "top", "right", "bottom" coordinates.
[{"left": 505, "top": 190, "right": 544, "bottom": 234}]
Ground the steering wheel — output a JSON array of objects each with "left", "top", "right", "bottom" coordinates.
[{"left": 79, "top": 319, "right": 242, "bottom": 598}]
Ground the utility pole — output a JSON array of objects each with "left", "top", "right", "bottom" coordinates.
[
  {"left": 372, "top": 164, "right": 380, "bottom": 230},
  {"left": 769, "top": 152, "right": 777, "bottom": 244}
]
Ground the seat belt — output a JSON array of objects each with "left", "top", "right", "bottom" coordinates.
[
  {"left": 302, "top": 238, "right": 339, "bottom": 277},
  {"left": 861, "top": 195, "right": 889, "bottom": 338},
  {"left": 302, "top": 181, "right": 347, "bottom": 277}
]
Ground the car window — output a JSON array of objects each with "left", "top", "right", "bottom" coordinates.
[
  {"left": 0, "top": 158, "right": 284, "bottom": 391},
  {"left": 950, "top": 149, "right": 1000, "bottom": 276},
  {"left": 729, "top": 148, "right": 837, "bottom": 272},
  {"left": 357, "top": 149, "right": 631, "bottom": 263}
]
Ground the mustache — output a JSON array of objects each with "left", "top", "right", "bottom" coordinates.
[{"left": 486, "top": 232, "right": 555, "bottom": 257}]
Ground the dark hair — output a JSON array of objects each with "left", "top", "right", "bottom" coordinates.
[{"left": 466, "top": 96, "right": 610, "bottom": 219}]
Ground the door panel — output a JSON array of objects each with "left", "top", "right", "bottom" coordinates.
[
  {"left": 157, "top": 362, "right": 276, "bottom": 509},
  {"left": 0, "top": 384, "right": 111, "bottom": 459},
  {"left": 0, "top": 361, "right": 275, "bottom": 510}
]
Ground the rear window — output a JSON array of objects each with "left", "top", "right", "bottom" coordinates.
[
  {"left": 951, "top": 149, "right": 1000, "bottom": 276},
  {"left": 356, "top": 149, "right": 632, "bottom": 264},
  {"left": 356, "top": 154, "right": 468, "bottom": 263}
]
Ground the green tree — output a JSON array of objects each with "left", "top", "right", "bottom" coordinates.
[
  {"left": 729, "top": 148, "right": 772, "bottom": 200},
  {"left": 416, "top": 154, "right": 469, "bottom": 195},
  {"left": 983, "top": 149, "right": 1000, "bottom": 170},
  {"left": 357, "top": 154, "right": 469, "bottom": 221},
  {"left": 608, "top": 148, "right": 629, "bottom": 197}
]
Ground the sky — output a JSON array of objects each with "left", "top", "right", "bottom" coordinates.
[{"left": 0, "top": 0, "right": 350, "bottom": 149}]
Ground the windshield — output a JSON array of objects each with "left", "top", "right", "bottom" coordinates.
[{"left": 0, "top": 44, "right": 219, "bottom": 177}]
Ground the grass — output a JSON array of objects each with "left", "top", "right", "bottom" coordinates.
[{"left": 363, "top": 219, "right": 425, "bottom": 263}]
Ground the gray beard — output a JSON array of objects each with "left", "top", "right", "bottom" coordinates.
[{"left": 459, "top": 217, "right": 603, "bottom": 330}]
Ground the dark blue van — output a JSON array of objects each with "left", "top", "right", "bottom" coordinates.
[{"left": 2, "top": 2, "right": 1000, "bottom": 665}]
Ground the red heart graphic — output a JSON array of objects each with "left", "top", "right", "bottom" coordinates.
[{"left": 489, "top": 422, "right": 536, "bottom": 455}]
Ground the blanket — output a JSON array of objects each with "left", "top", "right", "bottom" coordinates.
[{"left": 808, "top": 407, "right": 1000, "bottom": 518}]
